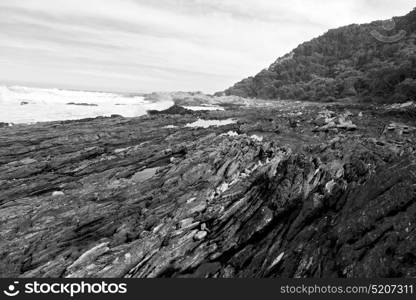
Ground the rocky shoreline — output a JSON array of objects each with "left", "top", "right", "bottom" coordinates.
[{"left": 1, "top": 100, "right": 415, "bottom": 278}]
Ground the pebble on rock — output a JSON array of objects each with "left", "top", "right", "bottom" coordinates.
[
  {"left": 194, "top": 231, "right": 208, "bottom": 241},
  {"left": 52, "top": 191, "right": 65, "bottom": 197}
]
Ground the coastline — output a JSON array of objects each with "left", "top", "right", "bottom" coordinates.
[{"left": 1, "top": 100, "right": 415, "bottom": 277}]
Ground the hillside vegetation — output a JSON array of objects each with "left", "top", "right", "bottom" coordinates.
[{"left": 224, "top": 8, "right": 416, "bottom": 103}]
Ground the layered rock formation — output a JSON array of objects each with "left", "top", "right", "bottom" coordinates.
[{"left": 0, "top": 100, "right": 415, "bottom": 278}]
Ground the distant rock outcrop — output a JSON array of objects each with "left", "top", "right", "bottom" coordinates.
[
  {"left": 147, "top": 104, "right": 196, "bottom": 116},
  {"left": 66, "top": 102, "right": 99, "bottom": 107}
]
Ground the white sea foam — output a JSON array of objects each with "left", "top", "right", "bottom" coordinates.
[
  {"left": 0, "top": 85, "right": 174, "bottom": 124},
  {"left": 184, "top": 106, "right": 224, "bottom": 111},
  {"left": 185, "top": 118, "right": 236, "bottom": 128}
]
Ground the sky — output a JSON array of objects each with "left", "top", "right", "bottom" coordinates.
[{"left": 0, "top": 0, "right": 415, "bottom": 94}]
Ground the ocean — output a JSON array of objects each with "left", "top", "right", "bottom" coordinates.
[{"left": 0, "top": 85, "right": 174, "bottom": 124}]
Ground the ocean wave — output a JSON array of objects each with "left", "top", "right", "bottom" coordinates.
[{"left": 0, "top": 85, "right": 173, "bottom": 123}]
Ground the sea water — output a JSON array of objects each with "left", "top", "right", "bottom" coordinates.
[{"left": 0, "top": 85, "right": 174, "bottom": 124}]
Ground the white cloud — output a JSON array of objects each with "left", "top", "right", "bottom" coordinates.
[{"left": 0, "top": 0, "right": 414, "bottom": 93}]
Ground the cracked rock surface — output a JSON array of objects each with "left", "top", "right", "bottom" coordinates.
[{"left": 0, "top": 101, "right": 415, "bottom": 278}]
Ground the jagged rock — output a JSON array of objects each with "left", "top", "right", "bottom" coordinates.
[
  {"left": 0, "top": 101, "right": 415, "bottom": 278},
  {"left": 66, "top": 242, "right": 110, "bottom": 277},
  {"left": 314, "top": 111, "right": 357, "bottom": 132},
  {"left": 387, "top": 122, "right": 415, "bottom": 135},
  {"left": 147, "top": 105, "right": 195, "bottom": 116},
  {"left": 337, "top": 118, "right": 357, "bottom": 131}
]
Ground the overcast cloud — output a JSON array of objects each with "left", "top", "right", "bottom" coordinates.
[{"left": 0, "top": 0, "right": 414, "bottom": 93}]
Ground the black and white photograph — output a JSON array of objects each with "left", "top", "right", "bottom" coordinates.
[{"left": 0, "top": 0, "right": 416, "bottom": 290}]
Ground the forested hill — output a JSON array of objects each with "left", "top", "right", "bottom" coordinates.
[{"left": 223, "top": 8, "right": 416, "bottom": 103}]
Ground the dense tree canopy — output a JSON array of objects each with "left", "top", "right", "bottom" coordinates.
[{"left": 223, "top": 8, "right": 416, "bottom": 103}]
